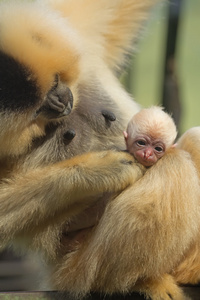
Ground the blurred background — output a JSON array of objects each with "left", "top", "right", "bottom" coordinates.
[
  {"left": 122, "top": 0, "right": 200, "bottom": 135},
  {"left": 0, "top": 0, "right": 200, "bottom": 293}
]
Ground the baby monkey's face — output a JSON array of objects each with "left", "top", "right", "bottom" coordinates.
[{"left": 129, "top": 135, "right": 165, "bottom": 167}]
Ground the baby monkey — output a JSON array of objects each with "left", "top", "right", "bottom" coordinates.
[{"left": 124, "top": 106, "right": 177, "bottom": 167}]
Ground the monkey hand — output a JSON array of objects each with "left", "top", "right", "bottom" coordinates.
[
  {"left": 36, "top": 77, "right": 73, "bottom": 120},
  {"left": 43, "top": 86, "right": 73, "bottom": 119},
  {"left": 62, "top": 150, "right": 146, "bottom": 196}
]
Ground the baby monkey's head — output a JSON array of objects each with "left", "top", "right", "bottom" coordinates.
[{"left": 124, "top": 106, "right": 177, "bottom": 167}]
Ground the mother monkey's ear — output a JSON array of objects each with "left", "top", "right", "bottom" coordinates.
[{"left": 43, "top": 0, "right": 159, "bottom": 72}]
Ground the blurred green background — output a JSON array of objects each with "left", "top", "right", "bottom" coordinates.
[{"left": 122, "top": 0, "right": 200, "bottom": 135}]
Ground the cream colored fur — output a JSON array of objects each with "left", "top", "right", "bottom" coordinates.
[{"left": 0, "top": 1, "right": 200, "bottom": 300}]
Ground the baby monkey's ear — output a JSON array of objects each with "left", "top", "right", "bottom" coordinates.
[
  {"left": 123, "top": 131, "right": 128, "bottom": 140},
  {"left": 36, "top": 74, "right": 73, "bottom": 120}
]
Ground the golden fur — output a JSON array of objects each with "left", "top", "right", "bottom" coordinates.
[
  {"left": 53, "top": 147, "right": 200, "bottom": 300},
  {"left": 0, "top": 1, "right": 200, "bottom": 300}
]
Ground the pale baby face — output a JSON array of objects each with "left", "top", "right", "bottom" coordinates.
[{"left": 127, "top": 134, "right": 165, "bottom": 167}]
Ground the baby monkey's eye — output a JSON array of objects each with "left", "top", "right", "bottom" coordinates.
[
  {"left": 136, "top": 140, "right": 146, "bottom": 146},
  {"left": 155, "top": 146, "right": 163, "bottom": 152}
]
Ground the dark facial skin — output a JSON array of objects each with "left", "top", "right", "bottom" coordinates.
[{"left": 129, "top": 135, "right": 165, "bottom": 167}]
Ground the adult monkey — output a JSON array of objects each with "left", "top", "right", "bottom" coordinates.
[{"left": 0, "top": 1, "right": 200, "bottom": 300}]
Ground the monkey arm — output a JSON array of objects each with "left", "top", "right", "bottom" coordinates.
[{"left": 0, "top": 150, "right": 144, "bottom": 246}]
